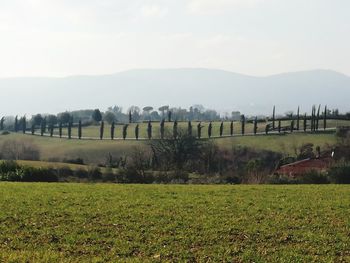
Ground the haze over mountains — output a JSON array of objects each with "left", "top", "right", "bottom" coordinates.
[{"left": 1, "top": 68, "right": 349, "bottom": 117}]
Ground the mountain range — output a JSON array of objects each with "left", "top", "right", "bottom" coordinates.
[{"left": 1, "top": 68, "right": 349, "bottom": 116}]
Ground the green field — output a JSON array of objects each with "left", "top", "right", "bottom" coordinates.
[
  {"left": 0, "top": 132, "right": 338, "bottom": 165},
  {"left": 0, "top": 183, "right": 349, "bottom": 262}
]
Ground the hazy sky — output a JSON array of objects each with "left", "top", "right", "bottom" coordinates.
[{"left": 0, "top": 0, "right": 349, "bottom": 77}]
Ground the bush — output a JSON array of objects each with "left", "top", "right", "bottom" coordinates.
[
  {"left": 117, "top": 168, "right": 154, "bottom": 184},
  {"left": 0, "top": 160, "right": 20, "bottom": 173},
  {"left": 299, "top": 170, "right": 329, "bottom": 184},
  {"left": 0, "top": 161, "right": 58, "bottom": 182},
  {"left": 87, "top": 166, "right": 102, "bottom": 180},
  {"left": 74, "top": 168, "right": 88, "bottom": 178},
  {"left": 63, "top": 158, "right": 84, "bottom": 165},
  {"left": 56, "top": 166, "right": 74, "bottom": 177},
  {"left": 21, "top": 167, "right": 58, "bottom": 182},
  {"left": 0, "top": 139, "right": 40, "bottom": 160},
  {"left": 0, "top": 170, "right": 24, "bottom": 181},
  {"left": 102, "top": 167, "right": 116, "bottom": 182},
  {"left": 328, "top": 164, "right": 350, "bottom": 184}
]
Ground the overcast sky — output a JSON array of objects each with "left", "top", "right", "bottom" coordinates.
[{"left": 0, "top": 0, "right": 349, "bottom": 78}]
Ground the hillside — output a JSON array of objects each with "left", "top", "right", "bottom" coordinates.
[{"left": 1, "top": 69, "right": 349, "bottom": 115}]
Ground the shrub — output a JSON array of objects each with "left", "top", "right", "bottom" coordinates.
[
  {"left": 102, "top": 167, "right": 116, "bottom": 182},
  {"left": 74, "top": 168, "right": 89, "bottom": 178},
  {"left": 299, "top": 170, "right": 329, "bottom": 184},
  {"left": 0, "top": 160, "right": 20, "bottom": 173},
  {"left": 328, "top": 164, "right": 350, "bottom": 184},
  {"left": 117, "top": 168, "right": 154, "bottom": 184},
  {"left": 0, "top": 161, "right": 58, "bottom": 182},
  {"left": 56, "top": 166, "right": 74, "bottom": 177},
  {"left": 21, "top": 167, "right": 58, "bottom": 182},
  {"left": 0, "top": 139, "right": 40, "bottom": 160},
  {"left": 63, "top": 158, "right": 84, "bottom": 165},
  {"left": 87, "top": 166, "right": 102, "bottom": 180}
]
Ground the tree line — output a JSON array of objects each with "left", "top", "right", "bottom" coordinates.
[{"left": 1, "top": 105, "right": 349, "bottom": 140}]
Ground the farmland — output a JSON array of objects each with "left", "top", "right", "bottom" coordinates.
[
  {"left": 0, "top": 183, "right": 349, "bottom": 262},
  {"left": 0, "top": 132, "right": 338, "bottom": 165}
]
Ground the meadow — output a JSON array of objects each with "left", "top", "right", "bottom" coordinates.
[
  {"left": 0, "top": 130, "right": 338, "bottom": 166},
  {"left": 0, "top": 132, "right": 338, "bottom": 165},
  {"left": 0, "top": 183, "right": 349, "bottom": 262}
]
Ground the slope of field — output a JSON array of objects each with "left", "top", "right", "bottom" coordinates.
[
  {"left": 0, "top": 132, "right": 337, "bottom": 164},
  {"left": 0, "top": 183, "right": 349, "bottom": 262}
]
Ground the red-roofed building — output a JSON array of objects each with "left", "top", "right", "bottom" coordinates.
[{"left": 275, "top": 157, "right": 333, "bottom": 178}]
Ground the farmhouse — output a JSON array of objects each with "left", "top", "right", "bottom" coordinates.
[{"left": 275, "top": 156, "right": 333, "bottom": 177}]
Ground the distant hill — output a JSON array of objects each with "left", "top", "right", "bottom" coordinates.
[{"left": 1, "top": 68, "right": 349, "bottom": 116}]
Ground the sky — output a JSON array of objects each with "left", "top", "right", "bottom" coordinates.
[{"left": 0, "top": 0, "right": 349, "bottom": 78}]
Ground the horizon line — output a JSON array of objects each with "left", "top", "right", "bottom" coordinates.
[{"left": 0, "top": 67, "right": 348, "bottom": 80}]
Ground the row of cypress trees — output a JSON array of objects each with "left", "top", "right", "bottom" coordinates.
[
  {"left": 4, "top": 104, "right": 334, "bottom": 139},
  {"left": 270, "top": 105, "right": 328, "bottom": 133}
]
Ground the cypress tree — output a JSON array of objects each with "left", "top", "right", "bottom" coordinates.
[
  {"left": 219, "top": 122, "right": 224, "bottom": 137},
  {"left": 278, "top": 120, "right": 282, "bottom": 133},
  {"left": 147, "top": 121, "right": 152, "bottom": 140},
  {"left": 135, "top": 124, "right": 139, "bottom": 140},
  {"left": 42, "top": 118, "right": 47, "bottom": 133},
  {"left": 100, "top": 121, "right": 104, "bottom": 140},
  {"left": 278, "top": 120, "right": 281, "bottom": 133},
  {"left": 230, "top": 121, "right": 234, "bottom": 136},
  {"left": 78, "top": 120, "right": 82, "bottom": 139},
  {"left": 310, "top": 106, "right": 313, "bottom": 132},
  {"left": 14, "top": 116, "right": 18, "bottom": 132},
  {"left": 312, "top": 105, "right": 316, "bottom": 132},
  {"left": 272, "top": 106, "right": 276, "bottom": 129},
  {"left": 122, "top": 124, "right": 128, "bottom": 140},
  {"left": 49, "top": 123, "right": 54, "bottom": 137},
  {"left": 160, "top": 119, "right": 165, "bottom": 139},
  {"left": 241, "top": 115, "right": 245, "bottom": 135},
  {"left": 208, "top": 122, "right": 212, "bottom": 138},
  {"left": 316, "top": 105, "right": 321, "bottom": 131},
  {"left": 253, "top": 117, "right": 258, "bottom": 135},
  {"left": 323, "top": 105, "right": 327, "bottom": 130},
  {"left": 197, "top": 122, "right": 202, "bottom": 139},
  {"left": 68, "top": 121, "right": 72, "bottom": 139},
  {"left": 173, "top": 120, "right": 178, "bottom": 138},
  {"left": 296, "top": 106, "right": 300, "bottom": 130},
  {"left": 0, "top": 117, "right": 4, "bottom": 130},
  {"left": 111, "top": 121, "right": 115, "bottom": 140},
  {"left": 129, "top": 111, "right": 132, "bottom": 124},
  {"left": 188, "top": 121, "right": 192, "bottom": 136},
  {"left": 59, "top": 121, "right": 63, "bottom": 138},
  {"left": 303, "top": 113, "right": 307, "bottom": 132},
  {"left": 22, "top": 116, "right": 26, "bottom": 134},
  {"left": 31, "top": 124, "right": 35, "bottom": 135},
  {"left": 40, "top": 120, "right": 45, "bottom": 136}
]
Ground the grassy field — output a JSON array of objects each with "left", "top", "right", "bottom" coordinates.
[
  {"left": 0, "top": 132, "right": 338, "bottom": 165},
  {"left": 0, "top": 183, "right": 349, "bottom": 262}
]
